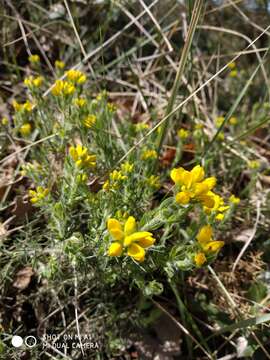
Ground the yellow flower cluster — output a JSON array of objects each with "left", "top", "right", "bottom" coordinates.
[
  {"left": 74, "top": 97, "right": 86, "bottom": 107},
  {"left": 135, "top": 123, "right": 149, "bottom": 132},
  {"left": 248, "top": 160, "right": 260, "bottom": 169},
  {"left": 13, "top": 100, "right": 33, "bottom": 112},
  {"left": 20, "top": 123, "right": 32, "bottom": 137},
  {"left": 141, "top": 149, "right": 158, "bottom": 160},
  {"left": 194, "top": 225, "right": 224, "bottom": 266},
  {"left": 55, "top": 60, "right": 65, "bottom": 69},
  {"left": 229, "top": 194, "right": 240, "bottom": 204},
  {"left": 51, "top": 80, "right": 75, "bottom": 96},
  {"left": 65, "top": 69, "right": 86, "bottom": 84},
  {"left": 69, "top": 145, "right": 96, "bottom": 169},
  {"left": 204, "top": 193, "right": 230, "bottom": 221},
  {"left": 103, "top": 162, "right": 133, "bottom": 191},
  {"left": 2, "top": 117, "right": 8, "bottom": 125},
  {"left": 24, "top": 76, "right": 44, "bottom": 88},
  {"left": 215, "top": 116, "right": 224, "bottom": 127},
  {"left": 228, "top": 61, "right": 237, "bottom": 78},
  {"left": 177, "top": 128, "right": 189, "bottom": 139},
  {"left": 29, "top": 186, "right": 49, "bottom": 204},
  {"left": 107, "top": 102, "right": 117, "bottom": 112},
  {"left": 107, "top": 216, "right": 155, "bottom": 262},
  {"left": 28, "top": 54, "right": 40, "bottom": 64},
  {"left": 83, "top": 115, "right": 96, "bottom": 128},
  {"left": 171, "top": 165, "right": 216, "bottom": 207},
  {"left": 229, "top": 117, "right": 237, "bottom": 125}
]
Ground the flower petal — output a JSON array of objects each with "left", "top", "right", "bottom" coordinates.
[
  {"left": 202, "top": 241, "right": 224, "bottom": 253},
  {"left": 124, "top": 216, "right": 136, "bottom": 235},
  {"left": 175, "top": 191, "right": 190, "bottom": 205},
  {"left": 196, "top": 225, "right": 213, "bottom": 244},
  {"left": 127, "top": 243, "right": 145, "bottom": 262},
  {"left": 107, "top": 218, "right": 124, "bottom": 240},
  {"left": 190, "top": 165, "right": 205, "bottom": 183},
  {"left": 137, "top": 236, "right": 155, "bottom": 248},
  {"left": 124, "top": 231, "right": 153, "bottom": 246},
  {"left": 108, "top": 242, "right": 123, "bottom": 257},
  {"left": 194, "top": 252, "right": 206, "bottom": 267}
]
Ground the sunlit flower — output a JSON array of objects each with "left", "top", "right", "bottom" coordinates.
[
  {"left": 135, "top": 123, "right": 149, "bottom": 132},
  {"left": 65, "top": 69, "right": 86, "bottom": 84},
  {"left": 171, "top": 165, "right": 216, "bottom": 207},
  {"left": 69, "top": 145, "right": 96, "bottom": 168},
  {"left": 215, "top": 116, "right": 224, "bottom": 127},
  {"left": 229, "top": 117, "right": 238, "bottom": 125},
  {"left": 73, "top": 97, "right": 86, "bottom": 107},
  {"left": 228, "top": 61, "right": 236, "bottom": 70},
  {"left": 1, "top": 117, "right": 8, "bottom": 125},
  {"left": 13, "top": 100, "right": 33, "bottom": 113},
  {"left": 203, "top": 192, "right": 229, "bottom": 220},
  {"left": 121, "top": 162, "right": 134, "bottom": 174},
  {"left": 55, "top": 60, "right": 65, "bottom": 69},
  {"left": 20, "top": 123, "right": 32, "bottom": 136},
  {"left": 177, "top": 128, "right": 189, "bottom": 139},
  {"left": 107, "top": 102, "right": 117, "bottom": 112},
  {"left": 107, "top": 216, "right": 155, "bottom": 262},
  {"left": 52, "top": 80, "right": 75, "bottom": 96},
  {"left": 29, "top": 186, "right": 49, "bottom": 204},
  {"left": 194, "top": 252, "right": 206, "bottom": 267},
  {"left": 229, "top": 70, "right": 238, "bottom": 78},
  {"left": 217, "top": 132, "right": 224, "bottom": 141},
  {"left": 248, "top": 160, "right": 260, "bottom": 169},
  {"left": 229, "top": 194, "right": 240, "bottom": 205},
  {"left": 83, "top": 114, "right": 96, "bottom": 128},
  {"left": 28, "top": 54, "right": 40, "bottom": 64},
  {"left": 196, "top": 225, "right": 224, "bottom": 253},
  {"left": 141, "top": 148, "right": 158, "bottom": 160},
  {"left": 24, "top": 76, "right": 44, "bottom": 88}
]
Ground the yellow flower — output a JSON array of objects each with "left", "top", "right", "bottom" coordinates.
[
  {"left": 28, "top": 54, "right": 40, "bottom": 63},
  {"left": 196, "top": 225, "right": 213, "bottom": 244},
  {"left": 146, "top": 175, "right": 160, "bottom": 189},
  {"left": 215, "top": 116, "right": 224, "bottom": 127},
  {"left": 141, "top": 149, "right": 158, "bottom": 160},
  {"left": 195, "top": 123, "right": 203, "bottom": 130},
  {"left": 69, "top": 145, "right": 96, "bottom": 169},
  {"left": 13, "top": 100, "right": 33, "bottom": 113},
  {"left": 248, "top": 160, "right": 260, "bottom": 169},
  {"left": 229, "top": 194, "right": 240, "bottom": 205},
  {"left": 228, "top": 61, "right": 236, "bottom": 70},
  {"left": 24, "top": 76, "right": 44, "bottom": 88},
  {"left": 83, "top": 114, "right": 96, "bottom": 128},
  {"left": 107, "top": 102, "right": 117, "bottom": 112},
  {"left": 121, "top": 162, "right": 134, "bottom": 174},
  {"left": 217, "top": 132, "right": 224, "bottom": 141},
  {"left": 20, "top": 123, "right": 32, "bottom": 136},
  {"left": 196, "top": 225, "right": 224, "bottom": 254},
  {"left": 107, "top": 216, "right": 155, "bottom": 262},
  {"left": 1, "top": 117, "right": 8, "bottom": 125},
  {"left": 52, "top": 80, "right": 75, "bottom": 96},
  {"left": 65, "top": 69, "right": 86, "bottom": 84},
  {"left": 229, "top": 117, "right": 238, "bottom": 125},
  {"left": 194, "top": 252, "right": 206, "bottom": 267},
  {"left": 55, "top": 60, "right": 65, "bottom": 69},
  {"left": 135, "top": 123, "right": 150, "bottom": 132},
  {"left": 229, "top": 70, "right": 238, "bottom": 78},
  {"left": 177, "top": 128, "right": 189, "bottom": 139},
  {"left": 110, "top": 170, "right": 127, "bottom": 182},
  {"left": 171, "top": 165, "right": 217, "bottom": 207},
  {"left": 215, "top": 213, "right": 225, "bottom": 221},
  {"left": 73, "top": 97, "right": 86, "bottom": 107},
  {"left": 203, "top": 192, "right": 229, "bottom": 220},
  {"left": 76, "top": 173, "right": 88, "bottom": 183},
  {"left": 29, "top": 186, "right": 49, "bottom": 204}
]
